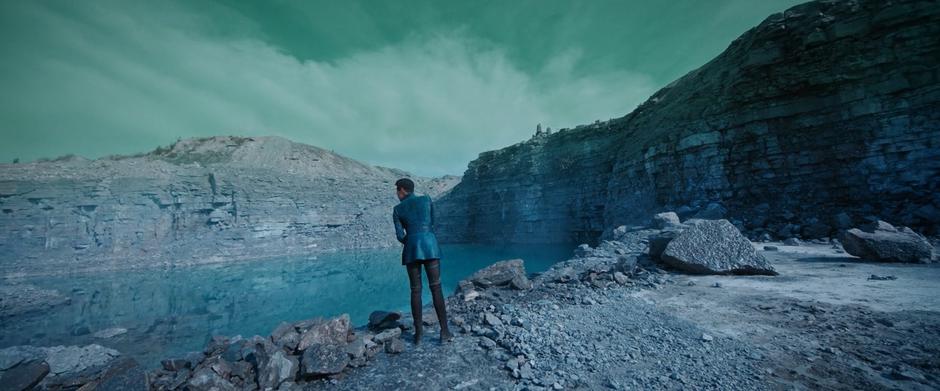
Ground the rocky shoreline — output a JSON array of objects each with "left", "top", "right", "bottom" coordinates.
[{"left": 3, "top": 212, "right": 936, "bottom": 390}]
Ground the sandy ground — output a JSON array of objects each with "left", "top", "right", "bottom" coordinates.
[{"left": 636, "top": 243, "right": 940, "bottom": 390}]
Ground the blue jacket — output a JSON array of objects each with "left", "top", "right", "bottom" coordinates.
[{"left": 393, "top": 193, "right": 442, "bottom": 265}]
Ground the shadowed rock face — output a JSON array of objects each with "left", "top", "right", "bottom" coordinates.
[
  {"left": 0, "top": 136, "right": 460, "bottom": 275},
  {"left": 437, "top": 0, "right": 940, "bottom": 245}
]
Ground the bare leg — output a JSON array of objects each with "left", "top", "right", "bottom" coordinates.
[
  {"left": 406, "top": 262, "right": 423, "bottom": 344},
  {"left": 424, "top": 259, "right": 453, "bottom": 342}
]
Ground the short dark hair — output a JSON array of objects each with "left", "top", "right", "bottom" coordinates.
[{"left": 395, "top": 178, "right": 415, "bottom": 193}]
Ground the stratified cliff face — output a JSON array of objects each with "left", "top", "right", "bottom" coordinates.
[
  {"left": 0, "top": 136, "right": 458, "bottom": 275},
  {"left": 437, "top": 0, "right": 940, "bottom": 245}
]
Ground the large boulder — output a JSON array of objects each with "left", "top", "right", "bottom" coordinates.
[
  {"left": 258, "top": 350, "right": 298, "bottom": 390},
  {"left": 660, "top": 219, "right": 777, "bottom": 275},
  {"left": 463, "top": 259, "right": 532, "bottom": 290},
  {"left": 841, "top": 221, "right": 933, "bottom": 263},
  {"left": 297, "top": 315, "right": 351, "bottom": 378}
]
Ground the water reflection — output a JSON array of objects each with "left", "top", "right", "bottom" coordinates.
[{"left": 0, "top": 243, "right": 572, "bottom": 367}]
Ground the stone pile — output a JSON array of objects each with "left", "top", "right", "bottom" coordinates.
[{"left": 147, "top": 313, "right": 415, "bottom": 390}]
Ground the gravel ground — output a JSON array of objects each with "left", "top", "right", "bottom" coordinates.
[{"left": 306, "top": 240, "right": 940, "bottom": 391}]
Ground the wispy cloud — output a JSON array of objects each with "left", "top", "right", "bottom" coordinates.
[{"left": 1, "top": 1, "right": 658, "bottom": 176}]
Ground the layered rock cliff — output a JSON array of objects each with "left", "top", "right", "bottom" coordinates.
[
  {"left": 0, "top": 136, "right": 458, "bottom": 275},
  {"left": 437, "top": 0, "right": 940, "bottom": 245}
]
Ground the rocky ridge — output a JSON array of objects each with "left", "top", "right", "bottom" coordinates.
[
  {"left": 436, "top": 0, "right": 940, "bottom": 245},
  {"left": 0, "top": 136, "right": 459, "bottom": 276}
]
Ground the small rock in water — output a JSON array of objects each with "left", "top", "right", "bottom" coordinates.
[
  {"left": 712, "top": 282, "right": 722, "bottom": 288},
  {"left": 868, "top": 274, "right": 897, "bottom": 281},
  {"left": 701, "top": 333, "right": 714, "bottom": 342},
  {"left": 763, "top": 245, "right": 778, "bottom": 251}
]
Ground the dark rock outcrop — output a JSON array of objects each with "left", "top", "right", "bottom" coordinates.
[
  {"left": 0, "top": 136, "right": 459, "bottom": 276},
  {"left": 660, "top": 219, "right": 777, "bottom": 275},
  {"left": 437, "top": 0, "right": 940, "bottom": 244},
  {"left": 841, "top": 220, "right": 933, "bottom": 262},
  {"left": 367, "top": 311, "right": 402, "bottom": 331}
]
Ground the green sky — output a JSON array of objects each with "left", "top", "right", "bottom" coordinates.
[{"left": 0, "top": 0, "right": 804, "bottom": 176}]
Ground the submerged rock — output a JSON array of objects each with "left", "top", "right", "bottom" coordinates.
[
  {"left": 841, "top": 221, "right": 933, "bottom": 263},
  {"left": 660, "top": 219, "right": 777, "bottom": 275}
]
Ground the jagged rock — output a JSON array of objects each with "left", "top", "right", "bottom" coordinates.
[
  {"left": 616, "top": 255, "right": 638, "bottom": 274},
  {"left": 269, "top": 322, "right": 294, "bottom": 342},
  {"left": 841, "top": 221, "right": 933, "bottom": 263},
  {"left": 573, "top": 244, "right": 592, "bottom": 258},
  {"left": 483, "top": 313, "right": 503, "bottom": 327},
  {"left": 660, "top": 219, "right": 777, "bottom": 275},
  {"left": 188, "top": 366, "right": 236, "bottom": 391},
  {"left": 613, "top": 272, "right": 629, "bottom": 285},
  {"left": 384, "top": 338, "right": 405, "bottom": 354},
  {"left": 1, "top": 360, "right": 49, "bottom": 391},
  {"left": 345, "top": 336, "right": 366, "bottom": 360},
  {"left": 463, "top": 259, "right": 532, "bottom": 290},
  {"left": 258, "top": 350, "right": 298, "bottom": 390},
  {"left": 367, "top": 311, "right": 402, "bottom": 331},
  {"left": 95, "top": 356, "right": 147, "bottom": 391},
  {"left": 651, "top": 212, "right": 682, "bottom": 229},
  {"left": 373, "top": 328, "right": 401, "bottom": 344},
  {"left": 297, "top": 315, "right": 351, "bottom": 351},
  {"left": 300, "top": 342, "right": 348, "bottom": 378}
]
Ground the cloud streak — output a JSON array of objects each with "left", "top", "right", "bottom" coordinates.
[{"left": 1, "top": 1, "right": 660, "bottom": 175}]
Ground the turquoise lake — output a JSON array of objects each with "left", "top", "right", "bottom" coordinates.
[{"left": 0, "top": 244, "right": 573, "bottom": 368}]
